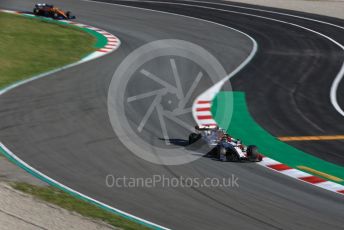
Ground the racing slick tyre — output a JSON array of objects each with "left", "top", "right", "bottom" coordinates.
[
  {"left": 66, "top": 11, "right": 72, "bottom": 19},
  {"left": 33, "top": 8, "right": 39, "bottom": 15},
  {"left": 247, "top": 145, "right": 259, "bottom": 161},
  {"left": 53, "top": 13, "right": 59, "bottom": 19},
  {"left": 226, "top": 148, "right": 240, "bottom": 162},
  {"left": 188, "top": 133, "right": 201, "bottom": 145},
  {"left": 217, "top": 146, "right": 227, "bottom": 160}
]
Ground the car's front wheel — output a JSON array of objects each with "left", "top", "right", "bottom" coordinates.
[
  {"left": 217, "top": 146, "right": 227, "bottom": 160},
  {"left": 226, "top": 148, "right": 240, "bottom": 162},
  {"left": 33, "top": 8, "right": 38, "bottom": 15},
  {"left": 247, "top": 145, "right": 259, "bottom": 161}
]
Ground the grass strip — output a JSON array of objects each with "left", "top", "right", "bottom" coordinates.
[
  {"left": 12, "top": 182, "right": 151, "bottom": 230},
  {"left": 0, "top": 12, "right": 151, "bottom": 230},
  {"left": 0, "top": 12, "right": 96, "bottom": 88}
]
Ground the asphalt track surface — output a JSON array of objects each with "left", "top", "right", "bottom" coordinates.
[
  {"left": 0, "top": 0, "right": 343, "bottom": 229},
  {"left": 108, "top": 0, "right": 344, "bottom": 165}
]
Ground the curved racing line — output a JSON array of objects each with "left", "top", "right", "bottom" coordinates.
[
  {"left": 186, "top": 0, "right": 344, "bottom": 117},
  {"left": 0, "top": 1, "right": 343, "bottom": 230},
  {"left": 92, "top": 0, "right": 344, "bottom": 194},
  {"left": 125, "top": 0, "right": 344, "bottom": 118},
  {"left": 102, "top": 0, "right": 344, "bottom": 195},
  {"left": 174, "top": 1, "right": 344, "bottom": 195},
  {"left": 0, "top": 9, "right": 169, "bottom": 230}
]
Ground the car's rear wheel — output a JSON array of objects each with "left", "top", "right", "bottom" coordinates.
[
  {"left": 247, "top": 145, "right": 258, "bottom": 161},
  {"left": 33, "top": 8, "right": 38, "bottom": 15},
  {"left": 226, "top": 148, "right": 240, "bottom": 162}
]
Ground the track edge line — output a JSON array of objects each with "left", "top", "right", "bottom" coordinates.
[{"left": 0, "top": 9, "right": 169, "bottom": 230}]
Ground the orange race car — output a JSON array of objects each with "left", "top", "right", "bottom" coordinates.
[{"left": 33, "top": 3, "right": 76, "bottom": 20}]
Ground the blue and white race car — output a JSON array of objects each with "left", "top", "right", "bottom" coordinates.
[{"left": 189, "top": 126, "right": 263, "bottom": 162}]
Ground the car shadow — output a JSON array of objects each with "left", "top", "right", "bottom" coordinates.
[
  {"left": 158, "top": 138, "right": 189, "bottom": 147},
  {"left": 158, "top": 138, "right": 217, "bottom": 158}
]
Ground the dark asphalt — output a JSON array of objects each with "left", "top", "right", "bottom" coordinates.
[
  {"left": 109, "top": 0, "right": 344, "bottom": 165},
  {"left": 187, "top": 0, "right": 344, "bottom": 166},
  {"left": 0, "top": 0, "right": 343, "bottom": 229}
]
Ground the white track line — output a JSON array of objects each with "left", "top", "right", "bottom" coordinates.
[
  {"left": 189, "top": 0, "right": 344, "bottom": 117},
  {"left": 0, "top": 4, "right": 260, "bottom": 229},
  {"left": 184, "top": 0, "right": 344, "bottom": 120},
  {"left": 131, "top": 0, "right": 344, "bottom": 117},
  {"left": 0, "top": 143, "right": 169, "bottom": 230},
  {"left": 0, "top": 9, "right": 170, "bottom": 230},
  {"left": 1, "top": 3, "right": 342, "bottom": 230},
  {"left": 331, "top": 63, "right": 344, "bottom": 116},
  {"left": 100, "top": 0, "right": 344, "bottom": 195},
  {"left": 187, "top": 0, "right": 344, "bottom": 29}
]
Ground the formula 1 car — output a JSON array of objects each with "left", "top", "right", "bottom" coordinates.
[
  {"left": 189, "top": 126, "right": 263, "bottom": 162},
  {"left": 33, "top": 3, "right": 76, "bottom": 20}
]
